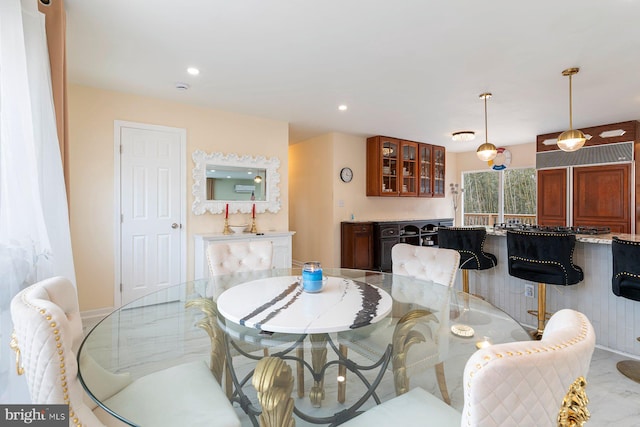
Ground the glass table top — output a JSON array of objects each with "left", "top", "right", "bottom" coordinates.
[{"left": 78, "top": 268, "right": 527, "bottom": 426}]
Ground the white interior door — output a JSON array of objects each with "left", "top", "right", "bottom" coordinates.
[{"left": 118, "top": 122, "right": 186, "bottom": 305}]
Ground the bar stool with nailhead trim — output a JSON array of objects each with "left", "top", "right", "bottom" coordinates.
[
  {"left": 506, "top": 230, "right": 584, "bottom": 339},
  {"left": 611, "top": 236, "right": 640, "bottom": 383},
  {"left": 437, "top": 226, "right": 497, "bottom": 296}
]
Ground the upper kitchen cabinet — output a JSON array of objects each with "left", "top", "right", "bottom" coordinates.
[
  {"left": 367, "top": 136, "right": 445, "bottom": 197},
  {"left": 432, "top": 145, "right": 446, "bottom": 197},
  {"left": 536, "top": 120, "right": 639, "bottom": 233},
  {"left": 367, "top": 136, "right": 400, "bottom": 196},
  {"left": 399, "top": 140, "right": 418, "bottom": 196}
]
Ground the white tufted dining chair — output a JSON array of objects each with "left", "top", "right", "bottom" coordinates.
[
  {"left": 339, "top": 244, "right": 460, "bottom": 403},
  {"left": 391, "top": 243, "right": 460, "bottom": 288},
  {"left": 206, "top": 240, "right": 273, "bottom": 276},
  {"left": 341, "top": 308, "right": 596, "bottom": 427},
  {"left": 10, "top": 276, "right": 240, "bottom": 427}
]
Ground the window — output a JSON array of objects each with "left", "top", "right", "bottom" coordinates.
[{"left": 462, "top": 167, "right": 536, "bottom": 226}]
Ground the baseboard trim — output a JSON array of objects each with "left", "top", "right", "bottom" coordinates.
[{"left": 81, "top": 307, "right": 113, "bottom": 323}]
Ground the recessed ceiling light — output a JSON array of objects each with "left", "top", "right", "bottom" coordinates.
[
  {"left": 338, "top": 105, "right": 348, "bottom": 111},
  {"left": 187, "top": 67, "right": 200, "bottom": 76},
  {"left": 452, "top": 131, "right": 476, "bottom": 142},
  {"left": 175, "top": 82, "right": 190, "bottom": 91}
]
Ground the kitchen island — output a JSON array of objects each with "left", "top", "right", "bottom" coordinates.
[{"left": 458, "top": 228, "right": 640, "bottom": 358}]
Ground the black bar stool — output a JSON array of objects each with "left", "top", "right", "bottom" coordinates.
[
  {"left": 612, "top": 236, "right": 640, "bottom": 383},
  {"left": 437, "top": 226, "right": 497, "bottom": 295},
  {"left": 507, "top": 230, "right": 584, "bottom": 339}
]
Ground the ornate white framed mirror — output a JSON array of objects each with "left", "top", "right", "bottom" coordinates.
[{"left": 192, "top": 150, "right": 281, "bottom": 215}]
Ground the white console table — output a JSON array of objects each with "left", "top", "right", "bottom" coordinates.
[{"left": 194, "top": 231, "right": 295, "bottom": 279}]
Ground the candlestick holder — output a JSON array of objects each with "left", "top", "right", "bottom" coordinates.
[
  {"left": 250, "top": 217, "right": 257, "bottom": 233},
  {"left": 223, "top": 218, "right": 232, "bottom": 235}
]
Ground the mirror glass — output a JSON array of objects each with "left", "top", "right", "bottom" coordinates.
[
  {"left": 205, "top": 165, "right": 267, "bottom": 202},
  {"left": 192, "top": 151, "right": 281, "bottom": 215}
]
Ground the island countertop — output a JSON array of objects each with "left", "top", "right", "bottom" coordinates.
[{"left": 485, "top": 228, "right": 640, "bottom": 245}]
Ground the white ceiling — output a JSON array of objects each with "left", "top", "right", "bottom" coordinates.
[{"left": 63, "top": 0, "right": 640, "bottom": 152}]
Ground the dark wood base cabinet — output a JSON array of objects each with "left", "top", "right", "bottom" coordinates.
[
  {"left": 340, "top": 222, "right": 374, "bottom": 269},
  {"left": 341, "top": 218, "right": 453, "bottom": 272}
]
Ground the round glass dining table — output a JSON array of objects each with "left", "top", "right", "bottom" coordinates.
[{"left": 78, "top": 268, "right": 528, "bottom": 427}]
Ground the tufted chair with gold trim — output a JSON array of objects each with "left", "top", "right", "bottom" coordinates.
[
  {"left": 341, "top": 308, "right": 596, "bottom": 427},
  {"left": 611, "top": 236, "right": 640, "bottom": 382},
  {"left": 339, "top": 244, "right": 460, "bottom": 403},
  {"left": 506, "top": 230, "right": 583, "bottom": 339},
  {"left": 10, "top": 276, "right": 240, "bottom": 427}
]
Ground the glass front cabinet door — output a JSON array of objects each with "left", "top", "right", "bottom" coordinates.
[
  {"left": 367, "top": 136, "right": 400, "bottom": 196},
  {"left": 418, "top": 143, "right": 433, "bottom": 197},
  {"left": 433, "top": 145, "right": 446, "bottom": 197},
  {"left": 400, "top": 140, "right": 418, "bottom": 196}
]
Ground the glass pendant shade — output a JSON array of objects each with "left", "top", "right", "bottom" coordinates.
[
  {"left": 476, "top": 142, "right": 498, "bottom": 161},
  {"left": 557, "top": 129, "right": 586, "bottom": 152}
]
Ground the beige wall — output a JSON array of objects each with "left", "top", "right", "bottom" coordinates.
[
  {"left": 289, "top": 134, "right": 334, "bottom": 265},
  {"left": 68, "top": 84, "right": 289, "bottom": 311},
  {"left": 290, "top": 133, "right": 457, "bottom": 268}
]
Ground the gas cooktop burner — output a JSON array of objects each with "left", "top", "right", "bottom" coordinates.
[{"left": 493, "top": 223, "right": 611, "bottom": 235}]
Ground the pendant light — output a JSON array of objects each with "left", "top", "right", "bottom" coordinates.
[
  {"left": 557, "top": 67, "right": 586, "bottom": 152},
  {"left": 476, "top": 93, "right": 497, "bottom": 161}
]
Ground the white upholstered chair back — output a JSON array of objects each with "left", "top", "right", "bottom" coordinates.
[
  {"left": 392, "top": 243, "right": 460, "bottom": 288},
  {"left": 10, "top": 276, "right": 107, "bottom": 426},
  {"left": 11, "top": 277, "right": 241, "bottom": 427},
  {"left": 206, "top": 240, "right": 273, "bottom": 276},
  {"left": 462, "top": 308, "right": 596, "bottom": 427}
]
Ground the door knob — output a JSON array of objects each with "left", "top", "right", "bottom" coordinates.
[{"left": 171, "top": 223, "right": 179, "bottom": 229}]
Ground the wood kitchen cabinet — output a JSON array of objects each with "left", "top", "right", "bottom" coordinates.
[
  {"left": 432, "top": 145, "right": 446, "bottom": 197},
  {"left": 537, "top": 168, "right": 567, "bottom": 226},
  {"left": 418, "top": 143, "right": 433, "bottom": 197},
  {"left": 340, "top": 222, "right": 374, "bottom": 269},
  {"left": 367, "top": 135, "right": 445, "bottom": 197},
  {"left": 573, "top": 164, "right": 631, "bottom": 233},
  {"left": 538, "top": 165, "right": 631, "bottom": 232},
  {"left": 536, "top": 120, "right": 637, "bottom": 233},
  {"left": 367, "top": 136, "right": 400, "bottom": 196}
]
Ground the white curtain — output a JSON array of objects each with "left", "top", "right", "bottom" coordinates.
[{"left": 0, "top": 0, "right": 75, "bottom": 402}]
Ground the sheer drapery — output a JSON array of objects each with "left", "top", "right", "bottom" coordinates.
[{"left": 1, "top": 0, "right": 75, "bottom": 402}]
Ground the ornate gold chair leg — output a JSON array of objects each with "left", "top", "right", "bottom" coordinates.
[
  {"left": 338, "top": 344, "right": 347, "bottom": 403},
  {"left": 296, "top": 346, "right": 305, "bottom": 398},
  {"left": 253, "top": 357, "right": 295, "bottom": 427},
  {"left": 435, "top": 362, "right": 451, "bottom": 405},
  {"left": 391, "top": 309, "right": 435, "bottom": 396},
  {"left": 309, "top": 334, "right": 327, "bottom": 407}
]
